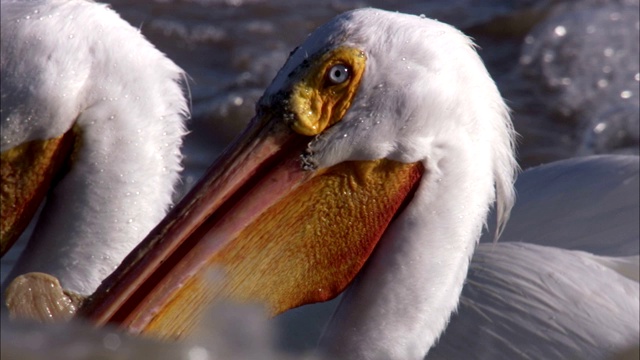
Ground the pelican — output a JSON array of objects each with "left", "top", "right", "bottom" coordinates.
[
  {"left": 1, "top": 0, "right": 187, "bottom": 296},
  {"left": 2, "top": 4, "right": 638, "bottom": 360}
]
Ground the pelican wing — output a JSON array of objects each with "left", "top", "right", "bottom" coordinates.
[
  {"left": 481, "top": 155, "right": 639, "bottom": 256},
  {"left": 430, "top": 242, "right": 640, "bottom": 359}
]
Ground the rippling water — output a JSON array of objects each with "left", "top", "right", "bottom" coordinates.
[{"left": 1, "top": 0, "right": 639, "bottom": 358}]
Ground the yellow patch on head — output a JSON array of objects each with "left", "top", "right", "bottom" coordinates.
[{"left": 289, "top": 47, "right": 366, "bottom": 136}]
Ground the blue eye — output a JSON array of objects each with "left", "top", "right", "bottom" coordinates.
[{"left": 327, "top": 64, "right": 350, "bottom": 84}]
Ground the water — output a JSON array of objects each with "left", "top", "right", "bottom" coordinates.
[{"left": 1, "top": 0, "right": 639, "bottom": 358}]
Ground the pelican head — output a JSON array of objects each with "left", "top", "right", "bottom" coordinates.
[{"left": 266, "top": 9, "right": 514, "bottom": 178}]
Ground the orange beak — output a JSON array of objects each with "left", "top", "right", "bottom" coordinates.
[{"left": 76, "top": 106, "right": 424, "bottom": 339}]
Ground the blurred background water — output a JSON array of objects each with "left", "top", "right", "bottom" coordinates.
[{"left": 1, "top": 0, "right": 639, "bottom": 358}]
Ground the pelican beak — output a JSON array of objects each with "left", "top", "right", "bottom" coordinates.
[
  {"left": 76, "top": 103, "right": 423, "bottom": 338},
  {"left": 1, "top": 129, "right": 77, "bottom": 256}
]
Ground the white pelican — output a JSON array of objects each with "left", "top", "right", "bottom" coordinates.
[
  {"left": 76, "top": 6, "right": 516, "bottom": 355},
  {"left": 1, "top": 0, "right": 187, "bottom": 296},
  {"left": 2, "top": 4, "right": 638, "bottom": 360}
]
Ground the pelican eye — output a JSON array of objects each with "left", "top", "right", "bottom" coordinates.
[
  {"left": 327, "top": 64, "right": 350, "bottom": 85},
  {"left": 289, "top": 47, "right": 365, "bottom": 136}
]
